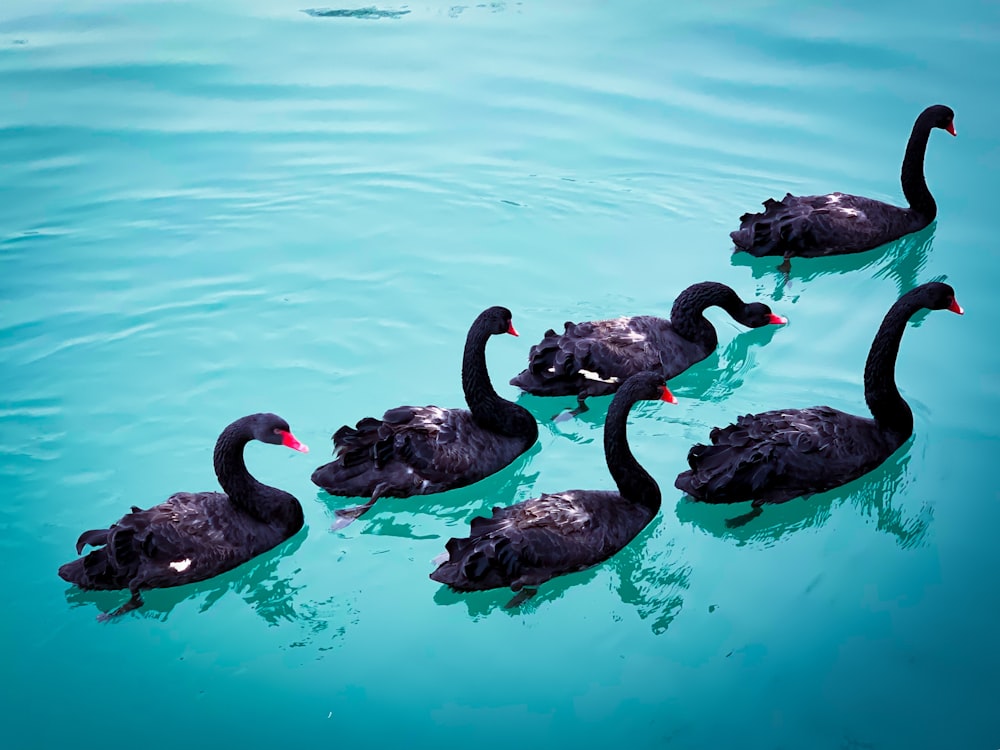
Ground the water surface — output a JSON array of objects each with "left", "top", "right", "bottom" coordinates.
[{"left": 2, "top": 2, "right": 998, "bottom": 748}]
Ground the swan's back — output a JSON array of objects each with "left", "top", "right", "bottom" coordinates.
[
  {"left": 58, "top": 490, "right": 299, "bottom": 592},
  {"left": 510, "top": 315, "right": 708, "bottom": 398},
  {"left": 430, "top": 490, "right": 656, "bottom": 592},
  {"left": 675, "top": 406, "right": 904, "bottom": 505},
  {"left": 732, "top": 192, "right": 927, "bottom": 258},
  {"left": 312, "top": 405, "right": 534, "bottom": 498}
]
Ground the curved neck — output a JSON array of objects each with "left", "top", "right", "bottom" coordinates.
[
  {"left": 213, "top": 422, "right": 268, "bottom": 515},
  {"left": 670, "top": 282, "right": 742, "bottom": 343},
  {"left": 900, "top": 114, "right": 937, "bottom": 220},
  {"left": 863, "top": 298, "right": 917, "bottom": 437},
  {"left": 462, "top": 327, "right": 537, "bottom": 440},
  {"left": 604, "top": 391, "right": 661, "bottom": 511}
]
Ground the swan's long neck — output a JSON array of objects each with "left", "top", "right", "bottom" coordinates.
[
  {"left": 670, "top": 282, "right": 743, "bottom": 344},
  {"left": 604, "top": 388, "right": 661, "bottom": 511},
  {"left": 213, "top": 421, "right": 268, "bottom": 518},
  {"left": 900, "top": 114, "right": 937, "bottom": 220},
  {"left": 863, "top": 297, "right": 917, "bottom": 438},
  {"left": 462, "top": 327, "right": 537, "bottom": 441}
]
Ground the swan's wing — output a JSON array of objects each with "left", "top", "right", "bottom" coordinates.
[
  {"left": 65, "top": 492, "right": 233, "bottom": 588},
  {"left": 431, "top": 491, "right": 617, "bottom": 590},
  {"left": 676, "top": 406, "right": 870, "bottom": 503},
  {"left": 731, "top": 192, "right": 911, "bottom": 257},
  {"left": 339, "top": 405, "right": 518, "bottom": 484}
]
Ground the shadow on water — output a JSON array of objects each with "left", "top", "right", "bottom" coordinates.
[
  {"left": 674, "top": 445, "right": 932, "bottom": 549},
  {"left": 302, "top": 2, "right": 516, "bottom": 19},
  {"left": 729, "top": 222, "right": 937, "bottom": 302},
  {"left": 430, "top": 513, "right": 692, "bottom": 634},
  {"left": 313, "top": 441, "right": 544, "bottom": 538},
  {"left": 302, "top": 7, "right": 412, "bottom": 20},
  {"left": 671, "top": 322, "right": 783, "bottom": 404}
]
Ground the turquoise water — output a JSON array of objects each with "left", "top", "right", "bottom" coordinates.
[{"left": 2, "top": 1, "right": 998, "bottom": 747}]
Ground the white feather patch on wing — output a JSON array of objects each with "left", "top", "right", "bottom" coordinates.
[
  {"left": 168, "top": 559, "right": 192, "bottom": 572},
  {"left": 578, "top": 369, "right": 620, "bottom": 384}
]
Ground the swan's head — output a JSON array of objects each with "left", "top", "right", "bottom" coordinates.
[
  {"left": 740, "top": 302, "right": 788, "bottom": 328},
  {"left": 926, "top": 104, "right": 956, "bottom": 136},
  {"left": 623, "top": 371, "right": 678, "bottom": 405},
  {"left": 918, "top": 281, "right": 963, "bottom": 316},
  {"left": 252, "top": 413, "right": 309, "bottom": 453},
  {"left": 479, "top": 306, "right": 519, "bottom": 337}
]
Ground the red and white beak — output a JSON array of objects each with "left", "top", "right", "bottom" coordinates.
[
  {"left": 507, "top": 322, "right": 519, "bottom": 336},
  {"left": 659, "top": 385, "right": 678, "bottom": 405},
  {"left": 946, "top": 121, "right": 957, "bottom": 136},
  {"left": 768, "top": 313, "right": 788, "bottom": 325},
  {"left": 280, "top": 430, "right": 309, "bottom": 453},
  {"left": 948, "top": 298, "right": 964, "bottom": 315}
]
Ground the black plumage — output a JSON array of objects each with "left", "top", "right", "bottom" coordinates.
[
  {"left": 675, "top": 282, "right": 963, "bottom": 515},
  {"left": 731, "top": 105, "right": 956, "bottom": 262},
  {"left": 312, "top": 306, "right": 539, "bottom": 527},
  {"left": 430, "top": 371, "right": 673, "bottom": 605},
  {"left": 509, "top": 282, "right": 785, "bottom": 416},
  {"left": 58, "top": 413, "right": 308, "bottom": 620}
]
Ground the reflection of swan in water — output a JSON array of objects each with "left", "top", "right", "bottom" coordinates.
[
  {"left": 730, "top": 222, "right": 936, "bottom": 302},
  {"left": 673, "top": 447, "right": 931, "bottom": 549},
  {"left": 432, "top": 514, "right": 692, "bottom": 634},
  {"left": 668, "top": 320, "right": 782, "bottom": 405},
  {"left": 302, "top": 7, "right": 411, "bottom": 19},
  {"left": 64, "top": 532, "right": 359, "bottom": 650}
]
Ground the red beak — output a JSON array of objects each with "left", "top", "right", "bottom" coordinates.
[
  {"left": 767, "top": 313, "right": 788, "bottom": 325},
  {"left": 280, "top": 430, "right": 309, "bottom": 453},
  {"left": 659, "top": 385, "right": 678, "bottom": 404},
  {"left": 946, "top": 121, "right": 957, "bottom": 136},
  {"left": 948, "top": 298, "right": 964, "bottom": 315},
  {"left": 507, "top": 322, "right": 519, "bottom": 336}
]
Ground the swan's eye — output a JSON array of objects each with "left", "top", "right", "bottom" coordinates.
[{"left": 273, "top": 428, "right": 282, "bottom": 435}]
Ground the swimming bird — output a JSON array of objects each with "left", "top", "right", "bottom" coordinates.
[
  {"left": 675, "top": 282, "right": 963, "bottom": 526},
  {"left": 312, "top": 306, "right": 539, "bottom": 528},
  {"left": 731, "top": 105, "right": 956, "bottom": 276},
  {"left": 510, "top": 282, "right": 785, "bottom": 419},
  {"left": 431, "top": 371, "right": 675, "bottom": 607},
  {"left": 58, "top": 413, "right": 308, "bottom": 620}
]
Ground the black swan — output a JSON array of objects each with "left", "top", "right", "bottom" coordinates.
[
  {"left": 312, "top": 306, "right": 539, "bottom": 528},
  {"left": 510, "top": 282, "right": 785, "bottom": 419},
  {"left": 731, "top": 104, "right": 956, "bottom": 274},
  {"left": 58, "top": 413, "right": 309, "bottom": 620},
  {"left": 674, "top": 282, "right": 963, "bottom": 526},
  {"left": 430, "top": 371, "right": 674, "bottom": 607}
]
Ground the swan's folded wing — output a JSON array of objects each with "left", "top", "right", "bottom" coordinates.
[
  {"left": 390, "top": 407, "right": 503, "bottom": 483},
  {"left": 678, "top": 407, "right": 847, "bottom": 503},
  {"left": 127, "top": 492, "right": 231, "bottom": 562},
  {"left": 569, "top": 318, "right": 671, "bottom": 382},
  {"left": 732, "top": 192, "right": 907, "bottom": 257},
  {"left": 433, "top": 491, "right": 604, "bottom": 589}
]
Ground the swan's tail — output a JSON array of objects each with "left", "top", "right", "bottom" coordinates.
[
  {"left": 58, "top": 525, "right": 137, "bottom": 591},
  {"left": 331, "top": 417, "right": 394, "bottom": 468},
  {"left": 675, "top": 418, "right": 780, "bottom": 503},
  {"left": 429, "top": 511, "right": 521, "bottom": 592},
  {"left": 731, "top": 194, "right": 812, "bottom": 257},
  {"left": 311, "top": 417, "right": 397, "bottom": 496},
  {"left": 509, "top": 324, "right": 582, "bottom": 396},
  {"left": 311, "top": 416, "right": 392, "bottom": 487}
]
